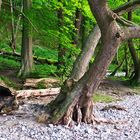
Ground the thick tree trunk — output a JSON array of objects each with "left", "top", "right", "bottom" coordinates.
[{"left": 18, "top": 0, "right": 33, "bottom": 77}]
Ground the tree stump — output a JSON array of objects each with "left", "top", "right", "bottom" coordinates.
[{"left": 0, "top": 86, "right": 18, "bottom": 114}]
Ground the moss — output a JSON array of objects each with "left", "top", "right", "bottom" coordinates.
[
  {"left": 36, "top": 80, "right": 46, "bottom": 89},
  {"left": 0, "top": 76, "right": 18, "bottom": 89},
  {"left": 93, "top": 94, "right": 118, "bottom": 103}
]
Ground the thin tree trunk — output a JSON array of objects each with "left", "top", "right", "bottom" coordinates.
[
  {"left": 9, "top": 0, "right": 16, "bottom": 52},
  {"left": 57, "top": 0, "right": 65, "bottom": 71},
  {"left": 128, "top": 40, "right": 140, "bottom": 84},
  {"left": 0, "top": 0, "right": 2, "bottom": 10},
  {"left": 127, "top": 2, "right": 140, "bottom": 84},
  {"left": 18, "top": 0, "right": 33, "bottom": 77},
  {"left": 110, "top": 58, "right": 124, "bottom": 76},
  {"left": 124, "top": 45, "right": 129, "bottom": 77},
  {"left": 73, "top": 8, "right": 83, "bottom": 46}
]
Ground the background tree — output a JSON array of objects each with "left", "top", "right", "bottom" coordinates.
[
  {"left": 18, "top": 0, "right": 33, "bottom": 77},
  {"left": 127, "top": 1, "right": 140, "bottom": 85}
]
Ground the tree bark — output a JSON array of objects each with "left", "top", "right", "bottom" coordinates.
[
  {"left": 18, "top": 0, "right": 33, "bottom": 78},
  {"left": 57, "top": 0, "right": 65, "bottom": 71},
  {"left": 70, "top": 25, "right": 101, "bottom": 81},
  {"left": 73, "top": 8, "right": 83, "bottom": 46},
  {"left": 127, "top": 2, "right": 140, "bottom": 85},
  {"left": 9, "top": 0, "right": 16, "bottom": 52}
]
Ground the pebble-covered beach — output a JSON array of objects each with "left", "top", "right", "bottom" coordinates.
[{"left": 0, "top": 95, "right": 140, "bottom": 140}]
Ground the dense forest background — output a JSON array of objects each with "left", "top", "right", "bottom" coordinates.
[{"left": 0, "top": 0, "right": 140, "bottom": 88}]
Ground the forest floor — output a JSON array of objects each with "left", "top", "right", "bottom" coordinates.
[{"left": 0, "top": 72, "right": 140, "bottom": 140}]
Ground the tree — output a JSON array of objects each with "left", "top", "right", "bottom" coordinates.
[
  {"left": 73, "top": 1, "right": 83, "bottom": 46},
  {"left": 18, "top": 0, "right": 33, "bottom": 77},
  {"left": 39, "top": 0, "right": 140, "bottom": 125},
  {"left": 127, "top": 1, "right": 140, "bottom": 85},
  {"left": 0, "top": 0, "right": 2, "bottom": 10},
  {"left": 57, "top": 0, "right": 65, "bottom": 71}
]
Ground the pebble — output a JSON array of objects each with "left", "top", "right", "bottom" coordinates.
[{"left": 0, "top": 95, "right": 140, "bottom": 140}]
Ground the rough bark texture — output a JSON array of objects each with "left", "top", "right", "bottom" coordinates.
[{"left": 18, "top": 0, "right": 33, "bottom": 77}]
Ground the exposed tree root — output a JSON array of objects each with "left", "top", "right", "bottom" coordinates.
[{"left": 101, "top": 105, "right": 127, "bottom": 112}]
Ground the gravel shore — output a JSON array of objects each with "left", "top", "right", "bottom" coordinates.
[{"left": 0, "top": 95, "right": 140, "bottom": 140}]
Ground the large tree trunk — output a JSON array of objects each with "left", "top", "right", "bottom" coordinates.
[
  {"left": 18, "top": 0, "right": 33, "bottom": 77},
  {"left": 42, "top": 0, "right": 140, "bottom": 125}
]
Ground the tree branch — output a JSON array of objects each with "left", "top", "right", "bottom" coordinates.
[
  {"left": 123, "top": 26, "right": 140, "bottom": 40},
  {"left": 2, "top": 1, "right": 39, "bottom": 33},
  {"left": 113, "top": 0, "right": 140, "bottom": 15},
  {"left": 117, "top": 16, "right": 138, "bottom": 27}
]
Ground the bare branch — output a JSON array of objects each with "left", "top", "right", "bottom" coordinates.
[
  {"left": 113, "top": 0, "right": 140, "bottom": 15},
  {"left": 2, "top": 1, "right": 38, "bottom": 33},
  {"left": 123, "top": 26, "right": 140, "bottom": 40},
  {"left": 117, "top": 16, "right": 138, "bottom": 27}
]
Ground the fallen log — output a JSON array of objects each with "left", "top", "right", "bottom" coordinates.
[
  {"left": 24, "top": 78, "right": 59, "bottom": 89},
  {"left": 0, "top": 51, "right": 58, "bottom": 65},
  {"left": 16, "top": 88, "right": 61, "bottom": 98}
]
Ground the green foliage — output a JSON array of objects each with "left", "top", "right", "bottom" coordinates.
[
  {"left": 0, "top": 56, "right": 20, "bottom": 71},
  {"left": 33, "top": 45, "right": 58, "bottom": 62},
  {"left": 31, "top": 64, "right": 57, "bottom": 78},
  {"left": 0, "top": 76, "right": 18, "bottom": 89},
  {"left": 93, "top": 94, "right": 119, "bottom": 103},
  {"left": 36, "top": 80, "right": 46, "bottom": 89}
]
